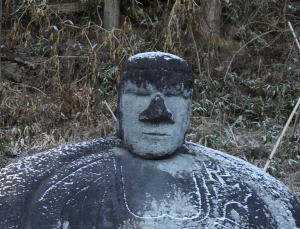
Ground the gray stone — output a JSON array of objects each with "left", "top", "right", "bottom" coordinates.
[{"left": 0, "top": 52, "right": 299, "bottom": 229}]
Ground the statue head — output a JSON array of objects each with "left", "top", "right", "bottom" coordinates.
[{"left": 118, "top": 51, "right": 194, "bottom": 159}]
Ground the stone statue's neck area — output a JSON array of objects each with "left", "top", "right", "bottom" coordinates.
[
  {"left": 122, "top": 143, "right": 191, "bottom": 160},
  {"left": 120, "top": 143, "right": 191, "bottom": 160}
]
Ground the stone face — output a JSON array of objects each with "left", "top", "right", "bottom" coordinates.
[
  {"left": 118, "top": 52, "right": 193, "bottom": 159},
  {"left": 0, "top": 52, "right": 300, "bottom": 228},
  {"left": 0, "top": 137, "right": 299, "bottom": 229},
  {"left": 120, "top": 81, "right": 191, "bottom": 159}
]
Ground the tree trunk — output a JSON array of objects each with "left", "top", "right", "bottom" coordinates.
[
  {"left": 103, "top": 0, "right": 120, "bottom": 30},
  {"left": 204, "top": 0, "right": 221, "bottom": 37}
]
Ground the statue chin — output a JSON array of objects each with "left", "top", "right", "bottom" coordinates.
[{"left": 124, "top": 140, "right": 180, "bottom": 159}]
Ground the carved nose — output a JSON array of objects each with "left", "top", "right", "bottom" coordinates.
[{"left": 139, "top": 95, "right": 175, "bottom": 124}]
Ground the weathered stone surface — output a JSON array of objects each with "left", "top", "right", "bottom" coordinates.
[
  {"left": 120, "top": 51, "right": 193, "bottom": 97},
  {"left": 0, "top": 52, "right": 299, "bottom": 228},
  {"left": 0, "top": 137, "right": 299, "bottom": 228},
  {"left": 118, "top": 52, "right": 193, "bottom": 159}
]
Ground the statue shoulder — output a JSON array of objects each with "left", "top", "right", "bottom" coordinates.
[
  {"left": 0, "top": 136, "right": 121, "bottom": 199},
  {"left": 185, "top": 141, "right": 300, "bottom": 228},
  {"left": 184, "top": 141, "right": 293, "bottom": 193},
  {"left": 0, "top": 137, "right": 122, "bottom": 228}
]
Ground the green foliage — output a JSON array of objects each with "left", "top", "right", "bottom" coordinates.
[
  {"left": 35, "top": 37, "right": 55, "bottom": 56},
  {"left": 83, "top": 0, "right": 104, "bottom": 20},
  {"left": 96, "top": 64, "right": 118, "bottom": 96},
  {"left": 258, "top": 118, "right": 281, "bottom": 144},
  {"left": 203, "top": 131, "right": 222, "bottom": 149},
  {"left": 0, "top": 138, "right": 9, "bottom": 153}
]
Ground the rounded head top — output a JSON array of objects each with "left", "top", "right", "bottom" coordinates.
[{"left": 121, "top": 51, "right": 194, "bottom": 97}]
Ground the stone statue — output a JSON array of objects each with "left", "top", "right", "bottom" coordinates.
[{"left": 0, "top": 52, "right": 299, "bottom": 229}]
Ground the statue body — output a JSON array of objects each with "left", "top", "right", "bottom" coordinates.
[
  {"left": 0, "top": 137, "right": 299, "bottom": 229},
  {"left": 0, "top": 52, "right": 299, "bottom": 228}
]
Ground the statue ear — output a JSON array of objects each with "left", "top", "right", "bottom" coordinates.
[
  {"left": 116, "top": 100, "right": 122, "bottom": 139},
  {"left": 184, "top": 100, "right": 192, "bottom": 130},
  {"left": 116, "top": 85, "right": 122, "bottom": 138},
  {"left": 182, "top": 101, "right": 192, "bottom": 143}
]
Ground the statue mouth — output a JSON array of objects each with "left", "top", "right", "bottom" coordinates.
[{"left": 142, "top": 132, "right": 169, "bottom": 136}]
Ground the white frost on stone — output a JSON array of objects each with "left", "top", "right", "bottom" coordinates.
[
  {"left": 188, "top": 142, "right": 299, "bottom": 229},
  {"left": 0, "top": 137, "right": 299, "bottom": 228},
  {"left": 0, "top": 137, "right": 118, "bottom": 198},
  {"left": 62, "top": 220, "right": 69, "bottom": 229},
  {"left": 128, "top": 51, "right": 184, "bottom": 62}
]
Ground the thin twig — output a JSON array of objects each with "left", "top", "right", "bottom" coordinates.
[
  {"left": 288, "top": 21, "right": 300, "bottom": 138},
  {"left": 264, "top": 97, "right": 300, "bottom": 172},
  {"left": 96, "top": 5, "right": 103, "bottom": 27},
  {"left": 102, "top": 100, "right": 117, "bottom": 123},
  {"left": 292, "top": 108, "right": 300, "bottom": 136},
  {"left": 83, "top": 30, "right": 94, "bottom": 50},
  {"left": 164, "top": 0, "right": 179, "bottom": 50},
  {"left": 288, "top": 21, "right": 300, "bottom": 51},
  {"left": 190, "top": 26, "right": 201, "bottom": 74},
  {"left": 263, "top": 22, "right": 300, "bottom": 171},
  {"left": 224, "top": 30, "right": 275, "bottom": 81},
  {"left": 55, "top": 55, "right": 89, "bottom": 59},
  {"left": 11, "top": 82, "right": 47, "bottom": 95}
]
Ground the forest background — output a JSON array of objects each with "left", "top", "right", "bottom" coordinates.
[{"left": 0, "top": 0, "right": 300, "bottom": 200}]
